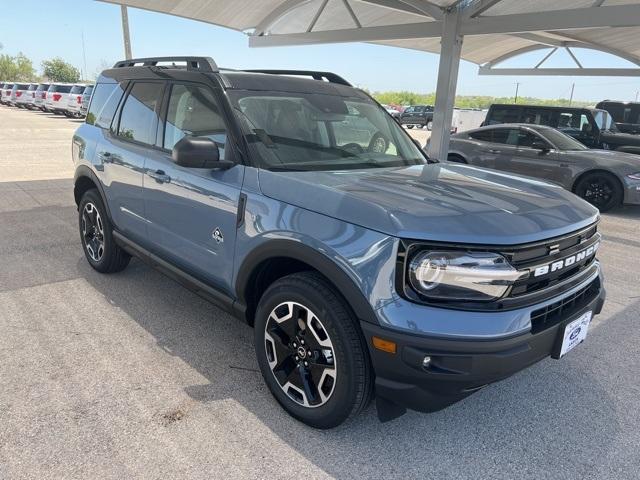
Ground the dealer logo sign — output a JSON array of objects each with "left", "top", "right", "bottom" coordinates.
[{"left": 533, "top": 242, "right": 600, "bottom": 277}]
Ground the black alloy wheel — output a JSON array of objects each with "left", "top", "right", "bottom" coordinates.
[{"left": 574, "top": 172, "right": 622, "bottom": 212}]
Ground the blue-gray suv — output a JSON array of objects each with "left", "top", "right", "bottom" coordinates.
[{"left": 72, "top": 57, "right": 606, "bottom": 428}]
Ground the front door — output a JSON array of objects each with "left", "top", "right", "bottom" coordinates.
[
  {"left": 143, "top": 82, "right": 244, "bottom": 294},
  {"left": 502, "top": 129, "right": 560, "bottom": 182}
]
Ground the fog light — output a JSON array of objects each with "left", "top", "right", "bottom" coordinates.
[{"left": 422, "top": 356, "right": 432, "bottom": 368}]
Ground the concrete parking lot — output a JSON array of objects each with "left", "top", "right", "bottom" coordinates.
[{"left": 1, "top": 106, "right": 639, "bottom": 479}]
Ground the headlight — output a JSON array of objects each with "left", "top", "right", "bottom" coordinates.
[
  {"left": 408, "top": 251, "right": 525, "bottom": 302},
  {"left": 626, "top": 172, "right": 640, "bottom": 181}
]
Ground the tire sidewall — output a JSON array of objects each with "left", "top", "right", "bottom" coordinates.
[
  {"left": 254, "top": 278, "right": 364, "bottom": 428},
  {"left": 575, "top": 173, "right": 621, "bottom": 212},
  {"left": 78, "top": 190, "right": 116, "bottom": 271}
]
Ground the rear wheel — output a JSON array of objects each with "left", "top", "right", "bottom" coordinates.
[
  {"left": 574, "top": 172, "right": 622, "bottom": 212},
  {"left": 254, "top": 272, "right": 373, "bottom": 429},
  {"left": 426, "top": 120, "right": 433, "bottom": 130},
  {"left": 78, "top": 189, "right": 130, "bottom": 273}
]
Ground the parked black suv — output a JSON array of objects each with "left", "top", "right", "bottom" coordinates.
[
  {"left": 596, "top": 100, "right": 640, "bottom": 135},
  {"left": 399, "top": 105, "right": 434, "bottom": 129},
  {"left": 484, "top": 104, "right": 640, "bottom": 154}
]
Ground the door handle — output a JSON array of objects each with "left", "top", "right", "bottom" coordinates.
[
  {"left": 97, "top": 151, "right": 113, "bottom": 163},
  {"left": 147, "top": 169, "right": 171, "bottom": 184},
  {"left": 488, "top": 149, "right": 501, "bottom": 154}
]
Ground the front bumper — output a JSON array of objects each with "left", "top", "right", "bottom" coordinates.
[{"left": 362, "top": 272, "right": 605, "bottom": 416}]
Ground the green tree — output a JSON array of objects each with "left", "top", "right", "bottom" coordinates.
[
  {"left": 0, "top": 52, "right": 36, "bottom": 81},
  {"left": 42, "top": 57, "right": 80, "bottom": 82}
]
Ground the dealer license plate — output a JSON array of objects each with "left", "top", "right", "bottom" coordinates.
[{"left": 559, "top": 311, "right": 592, "bottom": 358}]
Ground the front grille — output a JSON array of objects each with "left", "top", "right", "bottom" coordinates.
[
  {"left": 504, "top": 224, "right": 600, "bottom": 299},
  {"left": 530, "top": 278, "right": 600, "bottom": 333}
]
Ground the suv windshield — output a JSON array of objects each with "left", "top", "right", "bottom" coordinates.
[
  {"left": 538, "top": 128, "right": 587, "bottom": 151},
  {"left": 229, "top": 90, "right": 426, "bottom": 171}
]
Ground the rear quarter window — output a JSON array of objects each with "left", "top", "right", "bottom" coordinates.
[{"left": 86, "top": 83, "right": 126, "bottom": 129}]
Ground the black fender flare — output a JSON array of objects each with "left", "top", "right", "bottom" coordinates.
[
  {"left": 73, "top": 165, "right": 114, "bottom": 222},
  {"left": 235, "top": 239, "right": 379, "bottom": 325}
]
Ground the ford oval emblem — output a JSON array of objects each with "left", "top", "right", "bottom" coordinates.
[{"left": 570, "top": 327, "right": 581, "bottom": 341}]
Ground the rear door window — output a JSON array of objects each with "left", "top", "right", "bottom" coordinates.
[
  {"left": 86, "top": 83, "right": 126, "bottom": 129},
  {"left": 117, "top": 82, "right": 163, "bottom": 145},
  {"left": 491, "top": 128, "right": 520, "bottom": 146}
]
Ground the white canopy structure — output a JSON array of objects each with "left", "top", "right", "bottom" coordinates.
[{"left": 100, "top": 0, "right": 640, "bottom": 160}]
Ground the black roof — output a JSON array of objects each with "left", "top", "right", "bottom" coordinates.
[
  {"left": 490, "top": 103, "right": 598, "bottom": 112},
  {"left": 99, "top": 56, "right": 360, "bottom": 96}
]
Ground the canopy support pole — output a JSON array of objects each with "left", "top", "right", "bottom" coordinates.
[
  {"left": 427, "top": 8, "right": 463, "bottom": 162},
  {"left": 121, "top": 5, "right": 133, "bottom": 60}
]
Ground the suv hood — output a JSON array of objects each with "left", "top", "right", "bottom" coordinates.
[{"left": 258, "top": 164, "right": 599, "bottom": 245}]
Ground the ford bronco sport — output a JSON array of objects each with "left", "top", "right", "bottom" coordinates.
[{"left": 72, "top": 57, "right": 605, "bottom": 428}]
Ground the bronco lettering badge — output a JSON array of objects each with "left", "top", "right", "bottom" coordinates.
[{"left": 533, "top": 242, "right": 600, "bottom": 277}]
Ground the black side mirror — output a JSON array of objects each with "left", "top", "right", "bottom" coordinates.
[
  {"left": 531, "top": 139, "right": 550, "bottom": 152},
  {"left": 172, "top": 136, "right": 233, "bottom": 169}
]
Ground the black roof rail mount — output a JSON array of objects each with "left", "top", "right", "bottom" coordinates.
[
  {"left": 113, "top": 56, "right": 218, "bottom": 72},
  {"left": 243, "top": 69, "right": 352, "bottom": 86}
]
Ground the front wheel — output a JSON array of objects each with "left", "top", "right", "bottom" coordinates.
[
  {"left": 574, "top": 172, "right": 622, "bottom": 212},
  {"left": 254, "top": 272, "right": 373, "bottom": 429},
  {"left": 426, "top": 120, "right": 433, "bottom": 130},
  {"left": 406, "top": 125, "right": 414, "bottom": 129}
]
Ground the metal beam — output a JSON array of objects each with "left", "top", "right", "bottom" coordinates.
[
  {"left": 342, "top": 0, "right": 362, "bottom": 28},
  {"left": 479, "top": 67, "right": 640, "bottom": 76},
  {"left": 307, "top": 0, "right": 330, "bottom": 32},
  {"left": 428, "top": 9, "right": 463, "bottom": 162},
  {"left": 565, "top": 47, "right": 583, "bottom": 68},
  {"left": 534, "top": 48, "right": 557, "bottom": 69},
  {"left": 462, "top": 4, "right": 640, "bottom": 35},
  {"left": 249, "top": 20, "right": 443, "bottom": 47},
  {"left": 547, "top": 31, "right": 640, "bottom": 66}
]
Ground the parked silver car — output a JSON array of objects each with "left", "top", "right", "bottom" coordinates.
[
  {"left": 65, "top": 84, "right": 91, "bottom": 117},
  {"left": 0, "top": 83, "right": 13, "bottom": 105},
  {"left": 447, "top": 123, "right": 640, "bottom": 211},
  {"left": 34, "top": 83, "right": 51, "bottom": 111}
]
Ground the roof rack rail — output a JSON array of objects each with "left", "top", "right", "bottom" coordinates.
[
  {"left": 242, "top": 69, "right": 352, "bottom": 86},
  {"left": 113, "top": 56, "right": 218, "bottom": 72}
]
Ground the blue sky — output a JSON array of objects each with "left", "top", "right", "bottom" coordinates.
[{"left": 1, "top": 0, "right": 639, "bottom": 102}]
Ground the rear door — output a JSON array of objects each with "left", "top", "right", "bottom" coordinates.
[
  {"left": 90, "top": 81, "right": 161, "bottom": 243},
  {"left": 142, "top": 81, "right": 244, "bottom": 293}
]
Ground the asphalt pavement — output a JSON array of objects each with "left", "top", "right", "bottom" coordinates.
[{"left": 0, "top": 106, "right": 639, "bottom": 479}]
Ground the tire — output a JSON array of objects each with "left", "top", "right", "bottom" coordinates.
[
  {"left": 406, "top": 125, "right": 414, "bottom": 129},
  {"left": 78, "top": 189, "right": 131, "bottom": 273},
  {"left": 254, "top": 271, "right": 373, "bottom": 429},
  {"left": 368, "top": 132, "right": 389, "bottom": 153},
  {"left": 573, "top": 172, "right": 622, "bottom": 212},
  {"left": 426, "top": 120, "right": 433, "bottom": 131}
]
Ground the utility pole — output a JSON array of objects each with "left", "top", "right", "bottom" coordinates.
[
  {"left": 514, "top": 82, "right": 520, "bottom": 104},
  {"left": 120, "top": 6, "right": 133, "bottom": 60},
  {"left": 636, "top": 90, "right": 639, "bottom": 102},
  {"left": 81, "top": 31, "right": 88, "bottom": 81},
  {"left": 569, "top": 82, "right": 575, "bottom": 106}
]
